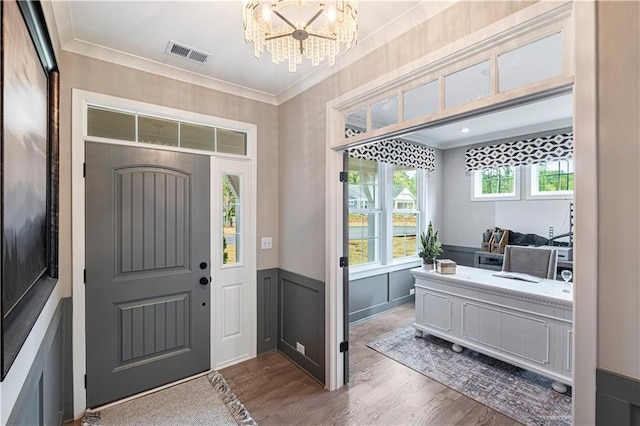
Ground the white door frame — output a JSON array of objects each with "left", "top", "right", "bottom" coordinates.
[
  {"left": 71, "top": 89, "right": 257, "bottom": 419},
  {"left": 324, "top": 3, "right": 596, "bottom": 424}
]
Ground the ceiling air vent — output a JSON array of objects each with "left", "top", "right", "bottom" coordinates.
[{"left": 165, "top": 40, "right": 211, "bottom": 64}]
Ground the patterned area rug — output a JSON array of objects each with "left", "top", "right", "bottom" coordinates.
[
  {"left": 81, "top": 371, "right": 256, "bottom": 425},
  {"left": 367, "top": 326, "right": 571, "bottom": 426}
]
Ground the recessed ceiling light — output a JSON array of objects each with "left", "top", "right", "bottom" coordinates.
[{"left": 460, "top": 127, "right": 470, "bottom": 133}]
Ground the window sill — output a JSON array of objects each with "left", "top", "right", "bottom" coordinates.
[
  {"left": 470, "top": 194, "right": 521, "bottom": 202},
  {"left": 526, "top": 192, "right": 574, "bottom": 200},
  {"left": 349, "top": 257, "right": 421, "bottom": 281}
]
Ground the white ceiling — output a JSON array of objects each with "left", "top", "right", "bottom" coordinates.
[
  {"left": 47, "top": 1, "right": 573, "bottom": 147},
  {"left": 403, "top": 93, "right": 573, "bottom": 149}
]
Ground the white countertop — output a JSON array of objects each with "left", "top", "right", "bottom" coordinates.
[{"left": 412, "top": 265, "right": 573, "bottom": 306}]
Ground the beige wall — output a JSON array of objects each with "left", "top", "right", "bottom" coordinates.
[
  {"left": 596, "top": 1, "right": 640, "bottom": 380},
  {"left": 57, "top": 51, "right": 280, "bottom": 295},
  {"left": 278, "top": 1, "right": 534, "bottom": 281}
]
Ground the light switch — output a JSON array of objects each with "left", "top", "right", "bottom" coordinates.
[{"left": 261, "top": 237, "right": 273, "bottom": 250}]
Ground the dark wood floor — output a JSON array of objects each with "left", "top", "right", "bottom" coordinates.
[{"left": 221, "top": 304, "right": 521, "bottom": 425}]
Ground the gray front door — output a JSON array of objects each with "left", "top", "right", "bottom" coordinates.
[{"left": 85, "top": 142, "right": 210, "bottom": 408}]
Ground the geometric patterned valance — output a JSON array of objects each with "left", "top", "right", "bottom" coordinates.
[
  {"left": 464, "top": 132, "right": 574, "bottom": 172},
  {"left": 345, "top": 127, "right": 435, "bottom": 171}
]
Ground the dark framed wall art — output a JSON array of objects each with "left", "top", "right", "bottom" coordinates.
[{"left": 1, "top": 0, "right": 59, "bottom": 379}]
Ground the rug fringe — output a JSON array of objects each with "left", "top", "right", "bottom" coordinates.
[
  {"left": 208, "top": 370, "right": 258, "bottom": 426},
  {"left": 80, "top": 410, "right": 101, "bottom": 426}
]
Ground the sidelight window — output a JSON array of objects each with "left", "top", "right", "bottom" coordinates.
[{"left": 222, "top": 175, "right": 241, "bottom": 265}]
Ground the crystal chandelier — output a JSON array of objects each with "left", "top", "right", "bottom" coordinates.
[{"left": 242, "top": 0, "right": 358, "bottom": 72}]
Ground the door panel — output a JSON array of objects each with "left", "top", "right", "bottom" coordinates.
[
  {"left": 116, "top": 168, "right": 190, "bottom": 274},
  {"left": 85, "top": 142, "right": 210, "bottom": 408},
  {"left": 222, "top": 284, "right": 242, "bottom": 338},
  {"left": 115, "top": 293, "right": 190, "bottom": 367}
]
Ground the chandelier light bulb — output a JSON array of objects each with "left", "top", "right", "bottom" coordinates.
[
  {"left": 326, "top": 5, "right": 336, "bottom": 23},
  {"left": 261, "top": 4, "right": 271, "bottom": 21}
]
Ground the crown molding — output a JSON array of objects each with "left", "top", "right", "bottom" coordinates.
[
  {"left": 274, "top": 1, "right": 457, "bottom": 104},
  {"left": 48, "top": 1, "right": 457, "bottom": 107},
  {"left": 65, "top": 38, "right": 280, "bottom": 106},
  {"left": 49, "top": 0, "right": 278, "bottom": 106}
]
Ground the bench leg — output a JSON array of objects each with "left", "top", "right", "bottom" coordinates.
[
  {"left": 452, "top": 343, "right": 464, "bottom": 353},
  {"left": 552, "top": 382, "right": 568, "bottom": 393},
  {"left": 414, "top": 329, "right": 423, "bottom": 338}
]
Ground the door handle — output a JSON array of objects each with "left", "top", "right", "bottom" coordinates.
[{"left": 199, "top": 277, "right": 209, "bottom": 285}]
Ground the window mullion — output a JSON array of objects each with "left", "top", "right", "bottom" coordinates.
[
  {"left": 418, "top": 168, "right": 427, "bottom": 237},
  {"left": 381, "top": 163, "right": 393, "bottom": 265}
]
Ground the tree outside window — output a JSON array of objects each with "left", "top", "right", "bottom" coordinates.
[
  {"left": 535, "top": 159, "right": 574, "bottom": 192},
  {"left": 481, "top": 166, "right": 515, "bottom": 194},
  {"left": 222, "top": 175, "right": 240, "bottom": 264},
  {"left": 472, "top": 166, "right": 520, "bottom": 201},
  {"left": 348, "top": 158, "right": 380, "bottom": 266}
]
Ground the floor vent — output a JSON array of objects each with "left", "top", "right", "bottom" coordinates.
[{"left": 165, "top": 40, "right": 211, "bottom": 64}]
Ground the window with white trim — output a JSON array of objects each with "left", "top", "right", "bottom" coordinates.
[
  {"left": 471, "top": 161, "right": 574, "bottom": 201},
  {"left": 528, "top": 159, "right": 574, "bottom": 199},
  {"left": 472, "top": 166, "right": 520, "bottom": 201},
  {"left": 392, "top": 165, "right": 420, "bottom": 259},
  {"left": 348, "top": 158, "right": 425, "bottom": 267},
  {"left": 348, "top": 158, "right": 381, "bottom": 265}
]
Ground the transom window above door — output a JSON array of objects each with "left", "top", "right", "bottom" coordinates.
[
  {"left": 87, "top": 105, "right": 248, "bottom": 156},
  {"left": 341, "top": 27, "right": 567, "bottom": 142}
]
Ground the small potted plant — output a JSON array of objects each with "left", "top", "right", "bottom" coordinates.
[{"left": 419, "top": 221, "right": 443, "bottom": 271}]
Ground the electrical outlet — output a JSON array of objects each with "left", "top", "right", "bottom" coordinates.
[
  {"left": 296, "top": 342, "right": 305, "bottom": 355},
  {"left": 261, "top": 237, "right": 273, "bottom": 250},
  {"left": 409, "top": 288, "right": 415, "bottom": 295}
]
